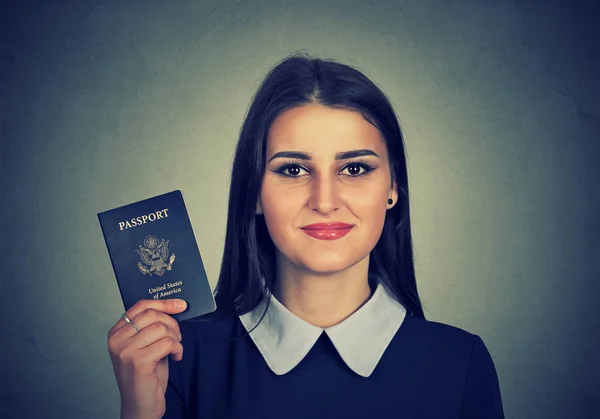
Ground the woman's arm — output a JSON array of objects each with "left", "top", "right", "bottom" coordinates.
[{"left": 459, "top": 334, "right": 505, "bottom": 419}]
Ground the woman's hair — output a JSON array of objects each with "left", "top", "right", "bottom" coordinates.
[{"left": 199, "top": 52, "right": 424, "bottom": 325}]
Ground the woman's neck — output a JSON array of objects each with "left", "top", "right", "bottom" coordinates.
[{"left": 272, "top": 256, "right": 374, "bottom": 328}]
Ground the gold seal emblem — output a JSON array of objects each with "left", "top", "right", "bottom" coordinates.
[{"left": 136, "top": 235, "right": 176, "bottom": 276}]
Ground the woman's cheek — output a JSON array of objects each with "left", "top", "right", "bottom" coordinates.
[{"left": 263, "top": 205, "right": 294, "bottom": 245}]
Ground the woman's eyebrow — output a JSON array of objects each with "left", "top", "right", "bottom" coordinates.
[
  {"left": 267, "top": 149, "right": 379, "bottom": 162},
  {"left": 336, "top": 149, "right": 380, "bottom": 160}
]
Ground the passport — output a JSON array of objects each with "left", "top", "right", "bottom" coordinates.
[{"left": 98, "top": 190, "right": 216, "bottom": 321}]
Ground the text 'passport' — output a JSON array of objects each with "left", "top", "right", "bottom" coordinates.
[{"left": 98, "top": 190, "right": 216, "bottom": 321}]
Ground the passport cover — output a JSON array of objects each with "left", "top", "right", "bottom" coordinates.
[{"left": 98, "top": 190, "right": 216, "bottom": 321}]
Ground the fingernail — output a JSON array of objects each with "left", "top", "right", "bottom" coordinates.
[{"left": 174, "top": 299, "right": 187, "bottom": 309}]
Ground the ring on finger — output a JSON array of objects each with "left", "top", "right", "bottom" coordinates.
[{"left": 121, "top": 312, "right": 141, "bottom": 333}]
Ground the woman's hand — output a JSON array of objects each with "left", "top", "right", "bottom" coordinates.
[{"left": 107, "top": 299, "right": 187, "bottom": 419}]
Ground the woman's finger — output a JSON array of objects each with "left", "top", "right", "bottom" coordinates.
[{"left": 108, "top": 298, "right": 187, "bottom": 337}]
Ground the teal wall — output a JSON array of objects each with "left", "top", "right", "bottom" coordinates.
[{"left": 1, "top": 1, "right": 599, "bottom": 418}]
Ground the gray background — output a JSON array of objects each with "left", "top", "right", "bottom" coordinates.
[{"left": 1, "top": 1, "right": 599, "bottom": 418}]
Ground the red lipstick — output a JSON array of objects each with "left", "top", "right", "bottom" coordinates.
[{"left": 301, "top": 222, "right": 353, "bottom": 240}]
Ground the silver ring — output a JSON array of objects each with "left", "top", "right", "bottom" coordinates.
[{"left": 121, "top": 312, "right": 141, "bottom": 333}]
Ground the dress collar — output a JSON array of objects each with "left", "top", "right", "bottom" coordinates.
[{"left": 238, "top": 280, "right": 407, "bottom": 377}]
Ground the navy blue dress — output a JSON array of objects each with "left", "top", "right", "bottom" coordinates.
[{"left": 164, "top": 311, "right": 504, "bottom": 418}]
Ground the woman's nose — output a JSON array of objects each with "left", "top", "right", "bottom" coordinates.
[{"left": 307, "top": 174, "right": 340, "bottom": 214}]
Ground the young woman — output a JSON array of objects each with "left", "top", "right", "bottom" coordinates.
[{"left": 107, "top": 54, "right": 505, "bottom": 419}]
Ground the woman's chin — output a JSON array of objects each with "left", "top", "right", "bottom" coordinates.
[{"left": 300, "top": 256, "right": 364, "bottom": 275}]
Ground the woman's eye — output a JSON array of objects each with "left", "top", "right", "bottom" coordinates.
[
  {"left": 340, "top": 163, "right": 372, "bottom": 177},
  {"left": 279, "top": 164, "right": 308, "bottom": 177}
]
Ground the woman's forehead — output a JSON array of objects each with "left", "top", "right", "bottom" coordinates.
[{"left": 266, "top": 104, "right": 386, "bottom": 156}]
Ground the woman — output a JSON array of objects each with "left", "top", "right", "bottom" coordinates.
[{"left": 107, "top": 53, "right": 505, "bottom": 419}]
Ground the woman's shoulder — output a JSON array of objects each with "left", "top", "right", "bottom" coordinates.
[
  {"left": 392, "top": 317, "right": 504, "bottom": 416},
  {"left": 404, "top": 314, "right": 475, "bottom": 340},
  {"left": 168, "top": 311, "right": 242, "bottom": 376},
  {"left": 396, "top": 314, "right": 501, "bottom": 386},
  {"left": 178, "top": 310, "right": 241, "bottom": 342},
  {"left": 400, "top": 314, "right": 494, "bottom": 362}
]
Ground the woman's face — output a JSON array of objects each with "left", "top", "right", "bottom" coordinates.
[{"left": 258, "top": 103, "right": 398, "bottom": 275}]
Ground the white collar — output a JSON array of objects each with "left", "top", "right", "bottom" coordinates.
[{"left": 239, "top": 281, "right": 407, "bottom": 377}]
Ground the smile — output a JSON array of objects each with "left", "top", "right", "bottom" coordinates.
[{"left": 301, "top": 223, "right": 354, "bottom": 241}]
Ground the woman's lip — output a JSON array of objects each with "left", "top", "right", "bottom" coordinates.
[
  {"left": 302, "top": 227, "right": 352, "bottom": 240},
  {"left": 302, "top": 223, "right": 353, "bottom": 230}
]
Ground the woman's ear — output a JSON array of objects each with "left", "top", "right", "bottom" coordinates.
[
  {"left": 388, "top": 181, "right": 399, "bottom": 209},
  {"left": 256, "top": 199, "right": 263, "bottom": 215}
]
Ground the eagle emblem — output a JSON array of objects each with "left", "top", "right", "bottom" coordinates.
[{"left": 136, "top": 235, "right": 176, "bottom": 276}]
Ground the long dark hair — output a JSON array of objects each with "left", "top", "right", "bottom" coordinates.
[{"left": 198, "top": 52, "right": 424, "bottom": 326}]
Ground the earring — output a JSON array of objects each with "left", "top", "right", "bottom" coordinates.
[{"left": 387, "top": 198, "right": 393, "bottom": 205}]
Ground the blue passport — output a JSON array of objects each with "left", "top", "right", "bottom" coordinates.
[{"left": 98, "top": 190, "right": 216, "bottom": 321}]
